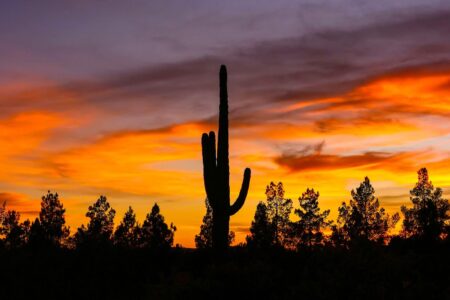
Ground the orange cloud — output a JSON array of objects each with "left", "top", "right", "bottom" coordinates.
[
  {"left": 0, "top": 192, "right": 40, "bottom": 217},
  {"left": 46, "top": 122, "right": 212, "bottom": 196},
  {"left": 0, "top": 111, "right": 68, "bottom": 185},
  {"left": 323, "top": 71, "right": 450, "bottom": 117},
  {"left": 0, "top": 112, "right": 65, "bottom": 154},
  {"left": 275, "top": 151, "right": 407, "bottom": 172}
]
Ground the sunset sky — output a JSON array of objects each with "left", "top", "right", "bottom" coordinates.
[{"left": 1, "top": 0, "right": 449, "bottom": 247}]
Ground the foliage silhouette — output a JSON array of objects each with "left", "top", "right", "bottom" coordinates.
[
  {"left": 195, "top": 199, "right": 214, "bottom": 249},
  {"left": 27, "top": 217, "right": 46, "bottom": 249},
  {"left": 265, "top": 182, "right": 292, "bottom": 247},
  {"left": 0, "top": 201, "right": 5, "bottom": 221},
  {"left": 246, "top": 202, "right": 274, "bottom": 249},
  {"left": 332, "top": 177, "right": 399, "bottom": 246},
  {"left": 0, "top": 202, "right": 5, "bottom": 249},
  {"left": 401, "top": 168, "right": 449, "bottom": 241},
  {"left": 201, "top": 65, "right": 251, "bottom": 251},
  {"left": 0, "top": 209, "right": 29, "bottom": 249},
  {"left": 291, "top": 188, "right": 332, "bottom": 249},
  {"left": 140, "top": 203, "right": 176, "bottom": 250},
  {"left": 114, "top": 206, "right": 141, "bottom": 248},
  {"left": 38, "top": 191, "right": 70, "bottom": 247},
  {"left": 75, "top": 195, "right": 116, "bottom": 248}
]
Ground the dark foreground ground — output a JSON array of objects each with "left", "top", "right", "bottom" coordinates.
[{"left": 0, "top": 241, "right": 449, "bottom": 300}]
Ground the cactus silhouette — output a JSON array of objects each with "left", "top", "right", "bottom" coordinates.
[{"left": 201, "top": 65, "right": 251, "bottom": 251}]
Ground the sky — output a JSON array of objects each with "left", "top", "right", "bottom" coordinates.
[{"left": 0, "top": 0, "right": 449, "bottom": 246}]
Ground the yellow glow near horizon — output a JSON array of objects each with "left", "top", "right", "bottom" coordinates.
[{"left": 0, "top": 70, "right": 449, "bottom": 247}]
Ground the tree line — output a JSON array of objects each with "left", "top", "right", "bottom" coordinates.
[
  {"left": 243, "top": 168, "right": 449, "bottom": 250},
  {"left": 0, "top": 167, "right": 449, "bottom": 251},
  {"left": 0, "top": 194, "right": 176, "bottom": 251},
  {"left": 197, "top": 167, "right": 449, "bottom": 249}
]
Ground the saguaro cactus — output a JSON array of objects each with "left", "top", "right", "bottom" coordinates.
[{"left": 201, "top": 65, "right": 251, "bottom": 251}]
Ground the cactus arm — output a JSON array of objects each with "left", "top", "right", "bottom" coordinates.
[
  {"left": 202, "top": 133, "right": 216, "bottom": 205},
  {"left": 207, "top": 131, "right": 218, "bottom": 209},
  {"left": 229, "top": 168, "right": 251, "bottom": 216},
  {"left": 208, "top": 131, "right": 216, "bottom": 165}
]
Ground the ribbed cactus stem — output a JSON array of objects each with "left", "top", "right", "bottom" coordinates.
[{"left": 201, "top": 65, "right": 251, "bottom": 251}]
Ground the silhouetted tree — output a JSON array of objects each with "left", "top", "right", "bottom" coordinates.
[
  {"left": 332, "top": 177, "right": 399, "bottom": 245},
  {"left": 0, "top": 201, "right": 5, "bottom": 222},
  {"left": 201, "top": 65, "right": 251, "bottom": 251},
  {"left": 39, "top": 191, "right": 69, "bottom": 247},
  {"left": 246, "top": 202, "right": 274, "bottom": 249},
  {"left": 0, "top": 202, "right": 3, "bottom": 249},
  {"left": 141, "top": 203, "right": 176, "bottom": 250},
  {"left": 195, "top": 199, "right": 213, "bottom": 249},
  {"left": 75, "top": 195, "right": 116, "bottom": 248},
  {"left": 266, "top": 182, "right": 292, "bottom": 247},
  {"left": 0, "top": 202, "right": 5, "bottom": 248},
  {"left": 28, "top": 218, "right": 45, "bottom": 248},
  {"left": 114, "top": 206, "right": 141, "bottom": 248},
  {"left": 401, "top": 168, "right": 449, "bottom": 241},
  {"left": 0, "top": 209, "right": 30, "bottom": 249},
  {"left": 195, "top": 199, "right": 234, "bottom": 249},
  {"left": 291, "top": 188, "right": 331, "bottom": 249}
]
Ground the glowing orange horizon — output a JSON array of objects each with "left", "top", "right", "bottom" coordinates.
[{"left": 0, "top": 70, "right": 449, "bottom": 247}]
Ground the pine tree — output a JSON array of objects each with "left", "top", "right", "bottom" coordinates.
[
  {"left": 114, "top": 206, "right": 140, "bottom": 248},
  {"left": 195, "top": 199, "right": 214, "bottom": 249},
  {"left": 0, "top": 202, "right": 5, "bottom": 248},
  {"left": 141, "top": 203, "right": 176, "bottom": 250},
  {"left": 401, "top": 168, "right": 449, "bottom": 241},
  {"left": 292, "top": 188, "right": 331, "bottom": 249},
  {"left": 333, "top": 177, "right": 399, "bottom": 245},
  {"left": 246, "top": 202, "right": 274, "bottom": 249},
  {"left": 0, "top": 201, "right": 5, "bottom": 223},
  {"left": 265, "top": 182, "right": 292, "bottom": 247},
  {"left": 75, "top": 195, "right": 116, "bottom": 247},
  {"left": 39, "top": 191, "right": 69, "bottom": 246},
  {"left": 28, "top": 218, "right": 45, "bottom": 248},
  {"left": 0, "top": 209, "right": 29, "bottom": 249}
]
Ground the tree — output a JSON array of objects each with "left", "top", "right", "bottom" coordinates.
[
  {"left": 114, "top": 206, "right": 140, "bottom": 248},
  {"left": 401, "top": 168, "right": 449, "bottom": 241},
  {"left": 0, "top": 209, "right": 30, "bottom": 249},
  {"left": 246, "top": 202, "right": 274, "bottom": 249},
  {"left": 195, "top": 199, "right": 234, "bottom": 249},
  {"left": 0, "top": 201, "right": 5, "bottom": 223},
  {"left": 28, "top": 218, "right": 45, "bottom": 248},
  {"left": 0, "top": 201, "right": 5, "bottom": 248},
  {"left": 292, "top": 188, "right": 331, "bottom": 249},
  {"left": 195, "top": 199, "right": 213, "bottom": 249},
  {"left": 141, "top": 203, "right": 176, "bottom": 250},
  {"left": 39, "top": 191, "right": 69, "bottom": 246},
  {"left": 332, "top": 177, "right": 399, "bottom": 245},
  {"left": 265, "top": 182, "right": 293, "bottom": 247},
  {"left": 75, "top": 195, "right": 116, "bottom": 247}
]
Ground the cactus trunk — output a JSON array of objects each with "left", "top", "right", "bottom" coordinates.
[{"left": 201, "top": 65, "right": 251, "bottom": 251}]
